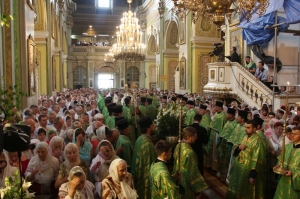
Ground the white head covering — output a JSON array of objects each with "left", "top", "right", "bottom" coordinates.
[
  {"left": 96, "top": 125, "right": 107, "bottom": 141},
  {"left": 49, "top": 136, "right": 64, "bottom": 160},
  {"left": 109, "top": 159, "right": 138, "bottom": 199},
  {"left": 63, "top": 143, "right": 81, "bottom": 173},
  {"left": 0, "top": 152, "right": 18, "bottom": 188},
  {"left": 64, "top": 166, "right": 94, "bottom": 199}
]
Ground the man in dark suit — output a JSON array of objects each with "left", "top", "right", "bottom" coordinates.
[
  {"left": 226, "top": 47, "right": 240, "bottom": 63},
  {"left": 189, "top": 113, "right": 209, "bottom": 176}
]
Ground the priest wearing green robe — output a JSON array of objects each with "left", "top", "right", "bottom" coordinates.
[
  {"left": 105, "top": 103, "right": 116, "bottom": 129},
  {"left": 173, "top": 127, "right": 208, "bottom": 199},
  {"left": 138, "top": 97, "right": 149, "bottom": 117},
  {"left": 198, "top": 104, "right": 212, "bottom": 132},
  {"left": 205, "top": 101, "right": 227, "bottom": 170},
  {"left": 226, "top": 120, "right": 267, "bottom": 199},
  {"left": 217, "top": 107, "right": 238, "bottom": 181},
  {"left": 273, "top": 126, "right": 300, "bottom": 199},
  {"left": 123, "top": 97, "right": 137, "bottom": 144},
  {"left": 146, "top": 98, "right": 158, "bottom": 121},
  {"left": 150, "top": 140, "right": 180, "bottom": 199},
  {"left": 184, "top": 100, "right": 197, "bottom": 126},
  {"left": 115, "top": 118, "right": 134, "bottom": 169},
  {"left": 131, "top": 116, "right": 157, "bottom": 199}
]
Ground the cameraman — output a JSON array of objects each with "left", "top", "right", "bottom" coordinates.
[{"left": 226, "top": 47, "right": 240, "bottom": 63}]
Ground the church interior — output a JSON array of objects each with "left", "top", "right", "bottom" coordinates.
[
  {"left": 1, "top": 0, "right": 300, "bottom": 108},
  {"left": 1, "top": 0, "right": 300, "bottom": 198}
]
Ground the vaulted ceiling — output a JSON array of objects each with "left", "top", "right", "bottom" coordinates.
[{"left": 72, "top": 0, "right": 143, "bottom": 38}]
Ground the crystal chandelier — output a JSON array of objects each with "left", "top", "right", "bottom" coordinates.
[
  {"left": 104, "top": 51, "right": 116, "bottom": 66},
  {"left": 172, "top": 0, "right": 270, "bottom": 24},
  {"left": 111, "top": 0, "right": 146, "bottom": 62}
]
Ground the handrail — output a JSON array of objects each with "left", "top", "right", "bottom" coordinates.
[{"left": 204, "top": 62, "right": 300, "bottom": 108}]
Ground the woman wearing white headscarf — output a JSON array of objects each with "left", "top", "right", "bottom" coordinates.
[
  {"left": 102, "top": 158, "right": 138, "bottom": 199},
  {"left": 55, "top": 143, "right": 89, "bottom": 189},
  {"left": 58, "top": 166, "right": 96, "bottom": 199},
  {"left": 90, "top": 140, "right": 118, "bottom": 196},
  {"left": 0, "top": 152, "right": 18, "bottom": 188},
  {"left": 25, "top": 142, "right": 60, "bottom": 199},
  {"left": 49, "top": 136, "right": 64, "bottom": 163}
]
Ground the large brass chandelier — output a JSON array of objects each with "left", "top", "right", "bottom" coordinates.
[
  {"left": 172, "top": 0, "right": 270, "bottom": 24},
  {"left": 111, "top": 0, "right": 146, "bottom": 62},
  {"left": 104, "top": 51, "right": 116, "bottom": 66}
]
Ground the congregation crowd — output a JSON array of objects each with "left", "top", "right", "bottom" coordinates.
[{"left": 0, "top": 87, "right": 299, "bottom": 199}]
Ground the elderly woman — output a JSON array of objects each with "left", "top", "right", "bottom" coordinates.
[
  {"left": 55, "top": 143, "right": 89, "bottom": 189},
  {"left": 25, "top": 142, "right": 60, "bottom": 199},
  {"left": 90, "top": 140, "right": 118, "bottom": 196},
  {"left": 0, "top": 152, "right": 18, "bottom": 188},
  {"left": 102, "top": 158, "right": 138, "bottom": 199},
  {"left": 49, "top": 136, "right": 64, "bottom": 163},
  {"left": 64, "top": 129, "right": 74, "bottom": 145},
  {"left": 72, "top": 128, "right": 92, "bottom": 166},
  {"left": 58, "top": 166, "right": 96, "bottom": 199}
]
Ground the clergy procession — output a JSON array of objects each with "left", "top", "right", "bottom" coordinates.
[{"left": 1, "top": 87, "right": 300, "bottom": 199}]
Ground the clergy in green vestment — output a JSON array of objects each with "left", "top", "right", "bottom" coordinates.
[
  {"left": 226, "top": 120, "right": 267, "bottom": 199},
  {"left": 123, "top": 97, "right": 137, "bottom": 144},
  {"left": 205, "top": 101, "right": 227, "bottom": 170},
  {"left": 274, "top": 126, "right": 300, "bottom": 199},
  {"left": 147, "top": 98, "right": 158, "bottom": 121},
  {"left": 105, "top": 103, "right": 116, "bottom": 129},
  {"left": 173, "top": 127, "right": 208, "bottom": 199},
  {"left": 225, "top": 110, "right": 248, "bottom": 182},
  {"left": 115, "top": 119, "right": 134, "bottom": 169},
  {"left": 184, "top": 100, "right": 197, "bottom": 126},
  {"left": 150, "top": 140, "right": 180, "bottom": 199},
  {"left": 138, "top": 97, "right": 149, "bottom": 117},
  {"left": 131, "top": 116, "right": 157, "bottom": 199},
  {"left": 97, "top": 92, "right": 105, "bottom": 111},
  {"left": 198, "top": 104, "right": 212, "bottom": 132},
  {"left": 217, "top": 107, "right": 238, "bottom": 181},
  {"left": 102, "top": 97, "right": 112, "bottom": 120}
]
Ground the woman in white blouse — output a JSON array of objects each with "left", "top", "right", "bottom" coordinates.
[{"left": 25, "top": 142, "right": 60, "bottom": 199}]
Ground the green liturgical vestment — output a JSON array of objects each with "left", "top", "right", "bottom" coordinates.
[
  {"left": 184, "top": 108, "right": 197, "bottom": 126},
  {"left": 105, "top": 115, "right": 115, "bottom": 129},
  {"left": 200, "top": 113, "right": 211, "bottom": 132},
  {"left": 122, "top": 105, "right": 137, "bottom": 143},
  {"left": 227, "top": 123, "right": 246, "bottom": 145},
  {"left": 131, "top": 134, "right": 156, "bottom": 199},
  {"left": 102, "top": 106, "right": 109, "bottom": 120},
  {"left": 205, "top": 111, "right": 227, "bottom": 170},
  {"left": 274, "top": 143, "right": 300, "bottom": 199},
  {"left": 147, "top": 104, "right": 158, "bottom": 121},
  {"left": 150, "top": 160, "right": 179, "bottom": 199},
  {"left": 138, "top": 104, "right": 149, "bottom": 117},
  {"left": 97, "top": 93, "right": 105, "bottom": 110},
  {"left": 173, "top": 142, "right": 208, "bottom": 199},
  {"left": 226, "top": 133, "right": 267, "bottom": 199},
  {"left": 115, "top": 135, "right": 134, "bottom": 167},
  {"left": 217, "top": 119, "right": 238, "bottom": 180}
]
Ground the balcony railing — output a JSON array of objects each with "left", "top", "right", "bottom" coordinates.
[{"left": 68, "top": 46, "right": 111, "bottom": 54}]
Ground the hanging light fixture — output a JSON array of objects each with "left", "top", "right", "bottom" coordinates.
[
  {"left": 111, "top": 0, "right": 146, "bottom": 62},
  {"left": 104, "top": 51, "right": 116, "bottom": 67},
  {"left": 171, "top": 0, "right": 270, "bottom": 24}
]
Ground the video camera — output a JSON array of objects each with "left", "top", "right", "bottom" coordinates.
[{"left": 208, "top": 43, "right": 224, "bottom": 61}]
